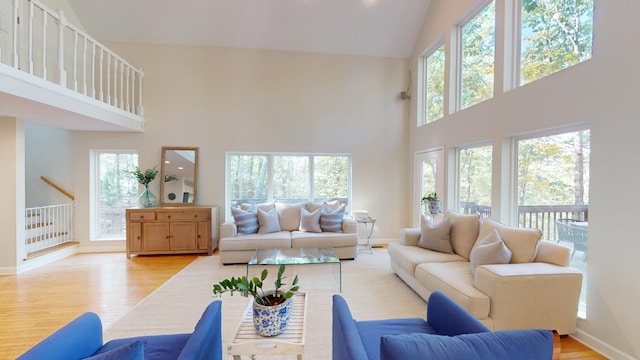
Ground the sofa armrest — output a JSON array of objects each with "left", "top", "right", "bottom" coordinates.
[
  {"left": 332, "top": 295, "right": 369, "bottom": 360},
  {"left": 342, "top": 217, "right": 357, "bottom": 234},
  {"left": 534, "top": 240, "right": 571, "bottom": 266},
  {"left": 178, "top": 301, "right": 223, "bottom": 360},
  {"left": 474, "top": 263, "right": 583, "bottom": 334},
  {"left": 220, "top": 221, "right": 237, "bottom": 238},
  {"left": 399, "top": 228, "right": 421, "bottom": 246},
  {"left": 426, "top": 291, "right": 490, "bottom": 336},
  {"left": 17, "top": 312, "right": 104, "bottom": 360}
]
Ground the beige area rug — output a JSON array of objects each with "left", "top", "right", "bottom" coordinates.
[{"left": 105, "top": 249, "right": 426, "bottom": 359}]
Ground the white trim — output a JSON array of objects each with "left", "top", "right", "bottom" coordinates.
[{"left": 571, "top": 329, "right": 636, "bottom": 360}]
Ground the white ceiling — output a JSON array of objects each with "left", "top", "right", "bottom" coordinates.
[{"left": 66, "top": 0, "right": 431, "bottom": 59}]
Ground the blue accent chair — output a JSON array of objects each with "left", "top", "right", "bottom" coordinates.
[
  {"left": 333, "top": 291, "right": 553, "bottom": 360},
  {"left": 18, "top": 300, "right": 223, "bottom": 360}
]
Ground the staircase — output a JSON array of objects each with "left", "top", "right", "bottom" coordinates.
[{"left": 25, "top": 204, "right": 74, "bottom": 257}]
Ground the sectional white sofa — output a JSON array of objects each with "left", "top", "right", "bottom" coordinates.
[
  {"left": 219, "top": 201, "right": 358, "bottom": 264},
  {"left": 389, "top": 211, "right": 583, "bottom": 335}
]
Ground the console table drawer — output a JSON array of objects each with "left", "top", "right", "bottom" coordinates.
[
  {"left": 128, "top": 211, "right": 156, "bottom": 221},
  {"left": 157, "top": 210, "right": 210, "bottom": 221}
]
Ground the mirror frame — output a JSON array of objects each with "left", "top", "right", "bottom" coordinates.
[{"left": 160, "top": 146, "right": 199, "bottom": 207}]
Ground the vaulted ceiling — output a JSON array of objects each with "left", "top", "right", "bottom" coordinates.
[{"left": 66, "top": 0, "right": 431, "bottom": 58}]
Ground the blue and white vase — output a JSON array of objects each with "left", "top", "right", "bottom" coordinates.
[{"left": 252, "top": 294, "right": 293, "bottom": 337}]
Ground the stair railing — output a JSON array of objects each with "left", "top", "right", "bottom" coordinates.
[{"left": 25, "top": 203, "right": 74, "bottom": 255}]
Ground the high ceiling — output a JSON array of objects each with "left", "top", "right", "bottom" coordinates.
[{"left": 66, "top": 0, "right": 431, "bottom": 58}]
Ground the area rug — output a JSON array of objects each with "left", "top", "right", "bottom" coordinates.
[{"left": 104, "top": 248, "right": 426, "bottom": 359}]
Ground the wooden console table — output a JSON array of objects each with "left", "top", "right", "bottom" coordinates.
[
  {"left": 126, "top": 206, "right": 218, "bottom": 258},
  {"left": 228, "top": 292, "right": 307, "bottom": 360}
]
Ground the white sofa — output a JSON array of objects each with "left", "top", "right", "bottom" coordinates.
[
  {"left": 389, "top": 211, "right": 583, "bottom": 335},
  {"left": 219, "top": 201, "right": 359, "bottom": 264}
]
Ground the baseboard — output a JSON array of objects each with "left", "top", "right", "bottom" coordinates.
[
  {"left": 15, "top": 243, "right": 79, "bottom": 274},
  {"left": 572, "top": 328, "right": 636, "bottom": 360}
]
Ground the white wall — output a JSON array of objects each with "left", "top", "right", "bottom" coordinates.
[
  {"left": 25, "top": 123, "right": 75, "bottom": 207},
  {"left": 72, "top": 44, "right": 411, "bottom": 251},
  {"left": 409, "top": 0, "right": 639, "bottom": 358}
]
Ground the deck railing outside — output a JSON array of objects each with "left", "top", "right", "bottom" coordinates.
[
  {"left": 0, "top": 0, "right": 143, "bottom": 116},
  {"left": 25, "top": 203, "right": 74, "bottom": 255}
]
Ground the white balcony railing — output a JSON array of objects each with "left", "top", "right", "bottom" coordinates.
[{"left": 0, "top": 0, "right": 143, "bottom": 116}]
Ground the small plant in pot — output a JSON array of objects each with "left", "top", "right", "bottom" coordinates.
[
  {"left": 421, "top": 192, "right": 441, "bottom": 214},
  {"left": 213, "top": 264, "right": 299, "bottom": 336}
]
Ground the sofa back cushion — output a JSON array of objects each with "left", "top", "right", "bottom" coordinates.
[
  {"left": 477, "top": 219, "right": 542, "bottom": 263},
  {"left": 443, "top": 211, "right": 480, "bottom": 260},
  {"left": 380, "top": 329, "right": 553, "bottom": 360},
  {"left": 418, "top": 216, "right": 453, "bottom": 253}
]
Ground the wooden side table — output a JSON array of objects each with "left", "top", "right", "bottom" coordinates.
[{"left": 228, "top": 292, "right": 307, "bottom": 359}]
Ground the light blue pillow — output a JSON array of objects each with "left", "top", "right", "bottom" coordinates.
[
  {"left": 231, "top": 207, "right": 259, "bottom": 235},
  {"left": 320, "top": 203, "right": 346, "bottom": 232},
  {"left": 84, "top": 341, "right": 144, "bottom": 360},
  {"left": 380, "top": 330, "right": 553, "bottom": 360}
]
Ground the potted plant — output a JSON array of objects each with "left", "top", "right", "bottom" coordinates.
[
  {"left": 421, "top": 192, "right": 441, "bottom": 214},
  {"left": 124, "top": 166, "right": 158, "bottom": 208},
  {"left": 213, "top": 264, "right": 300, "bottom": 336}
]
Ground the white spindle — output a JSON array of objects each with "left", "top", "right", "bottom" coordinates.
[
  {"left": 56, "top": 9, "right": 66, "bottom": 87},
  {"left": 99, "top": 48, "right": 104, "bottom": 101},
  {"left": 138, "top": 68, "right": 144, "bottom": 116},
  {"left": 42, "top": 10, "right": 47, "bottom": 79},
  {"left": 106, "top": 53, "right": 111, "bottom": 105},
  {"left": 125, "top": 67, "right": 130, "bottom": 111},
  {"left": 72, "top": 31, "right": 77, "bottom": 91},
  {"left": 12, "top": 0, "right": 19, "bottom": 67},
  {"left": 119, "top": 60, "right": 124, "bottom": 109},
  {"left": 82, "top": 36, "right": 87, "bottom": 95},
  {"left": 91, "top": 42, "right": 96, "bottom": 98},
  {"left": 27, "top": 1, "right": 33, "bottom": 74}
]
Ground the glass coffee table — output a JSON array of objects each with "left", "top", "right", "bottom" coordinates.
[{"left": 247, "top": 247, "right": 341, "bottom": 292}]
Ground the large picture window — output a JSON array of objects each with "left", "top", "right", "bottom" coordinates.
[
  {"left": 460, "top": 1, "right": 495, "bottom": 110},
  {"left": 421, "top": 41, "right": 445, "bottom": 126},
  {"left": 457, "top": 145, "right": 492, "bottom": 217},
  {"left": 91, "top": 150, "right": 139, "bottom": 240},
  {"left": 520, "top": 0, "right": 594, "bottom": 85},
  {"left": 227, "top": 153, "right": 351, "bottom": 217}
]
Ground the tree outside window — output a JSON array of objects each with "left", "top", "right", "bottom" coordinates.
[
  {"left": 422, "top": 42, "right": 445, "bottom": 125},
  {"left": 520, "top": 0, "right": 594, "bottom": 85},
  {"left": 458, "top": 146, "right": 492, "bottom": 216},
  {"left": 461, "top": 1, "right": 495, "bottom": 110}
]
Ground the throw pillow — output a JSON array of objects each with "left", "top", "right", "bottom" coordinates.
[
  {"left": 443, "top": 211, "right": 480, "bottom": 260},
  {"left": 258, "top": 206, "right": 281, "bottom": 234},
  {"left": 320, "top": 203, "right": 346, "bottom": 232},
  {"left": 299, "top": 207, "right": 322, "bottom": 233},
  {"left": 230, "top": 207, "right": 259, "bottom": 235},
  {"left": 276, "top": 202, "right": 305, "bottom": 231},
  {"left": 469, "top": 229, "right": 512, "bottom": 275},
  {"left": 477, "top": 219, "right": 542, "bottom": 263},
  {"left": 380, "top": 330, "right": 553, "bottom": 360},
  {"left": 85, "top": 341, "right": 144, "bottom": 360},
  {"left": 417, "top": 216, "right": 453, "bottom": 253}
]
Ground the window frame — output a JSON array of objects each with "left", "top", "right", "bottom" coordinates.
[
  {"left": 420, "top": 38, "right": 446, "bottom": 127},
  {"left": 225, "top": 152, "right": 352, "bottom": 220},
  {"left": 90, "top": 149, "right": 139, "bottom": 241}
]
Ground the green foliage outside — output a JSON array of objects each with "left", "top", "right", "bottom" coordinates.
[
  {"left": 425, "top": 44, "right": 445, "bottom": 124},
  {"left": 461, "top": 1, "right": 495, "bottom": 110},
  {"left": 99, "top": 152, "right": 139, "bottom": 207},
  {"left": 459, "top": 146, "right": 493, "bottom": 207}
]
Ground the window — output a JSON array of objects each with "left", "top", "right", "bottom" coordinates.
[
  {"left": 421, "top": 42, "right": 445, "bottom": 126},
  {"left": 520, "top": 0, "right": 594, "bottom": 85},
  {"left": 457, "top": 145, "right": 492, "bottom": 217},
  {"left": 227, "top": 153, "right": 351, "bottom": 216},
  {"left": 91, "top": 151, "right": 139, "bottom": 240},
  {"left": 460, "top": 1, "right": 495, "bottom": 110},
  {"left": 516, "top": 129, "right": 590, "bottom": 317}
]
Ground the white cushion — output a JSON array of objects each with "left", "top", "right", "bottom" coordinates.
[
  {"left": 258, "top": 206, "right": 281, "bottom": 234},
  {"left": 276, "top": 202, "right": 305, "bottom": 231},
  {"left": 477, "top": 219, "right": 542, "bottom": 263},
  {"left": 417, "top": 216, "right": 453, "bottom": 254},
  {"left": 299, "top": 207, "right": 322, "bottom": 233},
  {"left": 469, "top": 229, "right": 512, "bottom": 275}
]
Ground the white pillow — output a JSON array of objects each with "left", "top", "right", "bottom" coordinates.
[
  {"left": 258, "top": 206, "right": 281, "bottom": 234},
  {"left": 417, "top": 216, "right": 453, "bottom": 254},
  {"left": 299, "top": 208, "right": 322, "bottom": 233},
  {"left": 470, "top": 229, "right": 512, "bottom": 275},
  {"left": 276, "top": 202, "right": 305, "bottom": 231}
]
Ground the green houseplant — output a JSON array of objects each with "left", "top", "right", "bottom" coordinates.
[
  {"left": 124, "top": 166, "right": 159, "bottom": 208},
  {"left": 421, "top": 192, "right": 441, "bottom": 214},
  {"left": 213, "top": 264, "right": 299, "bottom": 336}
]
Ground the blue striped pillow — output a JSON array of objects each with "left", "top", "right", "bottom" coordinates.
[
  {"left": 231, "top": 207, "right": 259, "bottom": 235},
  {"left": 320, "top": 204, "right": 346, "bottom": 232}
]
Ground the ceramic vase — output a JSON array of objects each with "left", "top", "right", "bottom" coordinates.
[
  {"left": 252, "top": 295, "right": 293, "bottom": 337},
  {"left": 428, "top": 200, "right": 441, "bottom": 214}
]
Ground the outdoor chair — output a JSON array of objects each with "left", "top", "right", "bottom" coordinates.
[{"left": 555, "top": 218, "right": 588, "bottom": 261}]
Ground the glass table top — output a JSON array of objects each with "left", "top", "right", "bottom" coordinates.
[{"left": 248, "top": 247, "right": 340, "bottom": 265}]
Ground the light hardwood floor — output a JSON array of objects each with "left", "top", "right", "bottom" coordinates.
[{"left": 0, "top": 252, "right": 604, "bottom": 359}]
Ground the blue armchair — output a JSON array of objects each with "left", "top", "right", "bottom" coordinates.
[
  {"left": 18, "top": 300, "right": 223, "bottom": 360},
  {"left": 333, "top": 291, "right": 553, "bottom": 360}
]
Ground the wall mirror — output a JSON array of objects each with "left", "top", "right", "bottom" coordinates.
[{"left": 160, "top": 146, "right": 199, "bottom": 206}]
